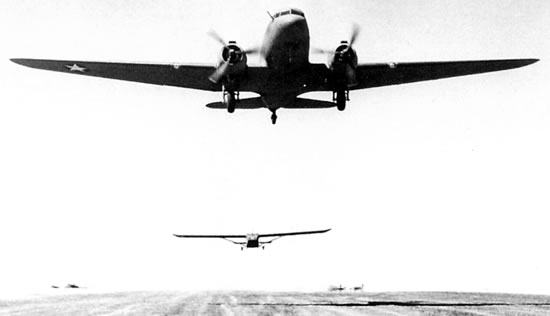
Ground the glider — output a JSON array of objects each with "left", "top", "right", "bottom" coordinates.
[{"left": 173, "top": 228, "right": 331, "bottom": 250}]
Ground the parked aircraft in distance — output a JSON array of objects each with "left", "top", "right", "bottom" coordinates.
[
  {"left": 11, "top": 8, "right": 538, "bottom": 124},
  {"left": 51, "top": 284, "right": 80, "bottom": 289},
  {"left": 353, "top": 284, "right": 364, "bottom": 291},
  {"left": 173, "top": 228, "right": 330, "bottom": 250},
  {"left": 329, "top": 284, "right": 346, "bottom": 292}
]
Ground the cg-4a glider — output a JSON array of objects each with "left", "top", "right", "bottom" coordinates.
[{"left": 173, "top": 228, "right": 331, "bottom": 250}]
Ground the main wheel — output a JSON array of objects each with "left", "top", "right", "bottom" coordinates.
[
  {"left": 226, "top": 92, "right": 236, "bottom": 113},
  {"left": 336, "top": 91, "right": 346, "bottom": 111}
]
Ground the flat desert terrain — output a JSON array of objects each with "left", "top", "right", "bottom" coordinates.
[{"left": 1, "top": 291, "right": 550, "bottom": 315}]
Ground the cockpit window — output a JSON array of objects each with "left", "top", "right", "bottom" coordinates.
[{"left": 273, "top": 8, "right": 305, "bottom": 18}]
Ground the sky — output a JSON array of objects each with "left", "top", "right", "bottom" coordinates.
[{"left": 0, "top": 0, "right": 549, "bottom": 296}]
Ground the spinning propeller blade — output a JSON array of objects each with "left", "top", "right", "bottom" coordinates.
[
  {"left": 209, "top": 61, "right": 230, "bottom": 83},
  {"left": 348, "top": 23, "right": 360, "bottom": 48},
  {"left": 207, "top": 29, "right": 227, "bottom": 46}
]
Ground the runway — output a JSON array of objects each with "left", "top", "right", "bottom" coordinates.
[{"left": 1, "top": 291, "right": 550, "bottom": 315}]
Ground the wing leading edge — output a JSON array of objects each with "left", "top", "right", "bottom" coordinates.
[{"left": 351, "top": 58, "right": 539, "bottom": 90}]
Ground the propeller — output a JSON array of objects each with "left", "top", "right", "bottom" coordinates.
[
  {"left": 209, "top": 61, "right": 231, "bottom": 83},
  {"left": 313, "top": 24, "right": 360, "bottom": 87},
  {"left": 207, "top": 30, "right": 258, "bottom": 83},
  {"left": 207, "top": 30, "right": 226, "bottom": 46}
]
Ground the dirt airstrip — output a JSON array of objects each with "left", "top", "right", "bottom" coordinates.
[{"left": 2, "top": 291, "right": 550, "bottom": 315}]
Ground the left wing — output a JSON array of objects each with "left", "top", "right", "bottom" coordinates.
[
  {"left": 350, "top": 58, "right": 538, "bottom": 90},
  {"left": 259, "top": 228, "right": 331, "bottom": 238},
  {"left": 11, "top": 58, "right": 221, "bottom": 91}
]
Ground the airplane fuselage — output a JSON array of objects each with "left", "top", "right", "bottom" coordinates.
[{"left": 259, "top": 9, "right": 313, "bottom": 110}]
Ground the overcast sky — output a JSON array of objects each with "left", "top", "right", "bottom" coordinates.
[{"left": 1, "top": 0, "right": 549, "bottom": 296}]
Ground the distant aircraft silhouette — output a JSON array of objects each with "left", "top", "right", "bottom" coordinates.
[
  {"left": 174, "top": 228, "right": 330, "bottom": 250},
  {"left": 51, "top": 283, "right": 80, "bottom": 289},
  {"left": 329, "top": 284, "right": 346, "bottom": 292}
]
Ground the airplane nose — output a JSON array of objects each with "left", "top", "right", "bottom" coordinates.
[
  {"left": 261, "top": 12, "right": 310, "bottom": 67},
  {"left": 277, "top": 14, "right": 306, "bottom": 29}
]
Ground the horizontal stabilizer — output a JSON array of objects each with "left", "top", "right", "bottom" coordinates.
[
  {"left": 206, "top": 97, "right": 264, "bottom": 109},
  {"left": 286, "top": 98, "right": 335, "bottom": 109}
]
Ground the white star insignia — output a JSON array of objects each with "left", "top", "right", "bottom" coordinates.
[{"left": 65, "top": 64, "right": 87, "bottom": 72}]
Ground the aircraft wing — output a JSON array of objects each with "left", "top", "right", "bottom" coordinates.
[
  {"left": 351, "top": 59, "right": 538, "bottom": 90},
  {"left": 259, "top": 228, "right": 331, "bottom": 238},
  {"left": 173, "top": 234, "right": 246, "bottom": 239},
  {"left": 10, "top": 58, "right": 223, "bottom": 91}
]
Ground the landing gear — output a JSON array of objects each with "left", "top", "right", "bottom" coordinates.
[
  {"left": 333, "top": 89, "right": 348, "bottom": 111},
  {"left": 223, "top": 86, "right": 239, "bottom": 113},
  {"left": 226, "top": 92, "right": 235, "bottom": 113},
  {"left": 270, "top": 110, "right": 278, "bottom": 124}
]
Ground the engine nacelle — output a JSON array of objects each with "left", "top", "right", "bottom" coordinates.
[
  {"left": 215, "top": 41, "right": 247, "bottom": 79},
  {"left": 329, "top": 41, "right": 358, "bottom": 88}
]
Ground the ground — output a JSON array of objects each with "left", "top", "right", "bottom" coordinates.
[{"left": 1, "top": 291, "right": 550, "bottom": 315}]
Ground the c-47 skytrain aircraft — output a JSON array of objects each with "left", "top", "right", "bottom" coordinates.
[
  {"left": 11, "top": 8, "right": 538, "bottom": 124},
  {"left": 173, "top": 228, "right": 331, "bottom": 250}
]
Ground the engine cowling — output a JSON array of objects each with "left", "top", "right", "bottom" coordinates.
[
  {"left": 329, "top": 41, "right": 358, "bottom": 87},
  {"left": 209, "top": 41, "right": 248, "bottom": 83}
]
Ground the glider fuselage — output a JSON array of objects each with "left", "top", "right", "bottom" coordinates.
[{"left": 245, "top": 234, "right": 260, "bottom": 248}]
